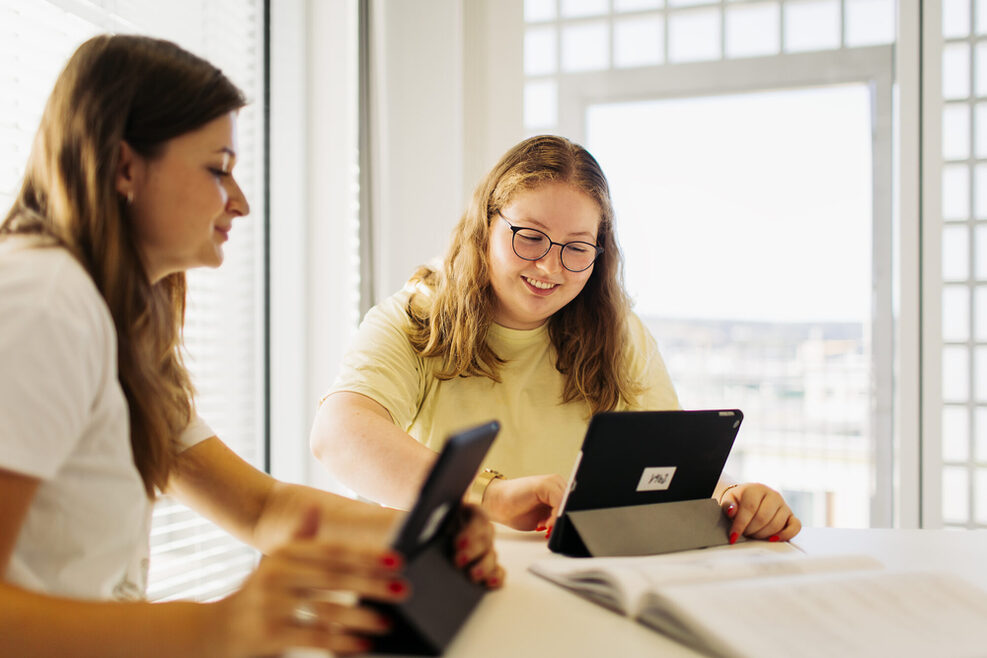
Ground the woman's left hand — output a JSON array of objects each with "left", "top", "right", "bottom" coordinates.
[
  {"left": 451, "top": 504, "right": 505, "bottom": 589},
  {"left": 720, "top": 483, "right": 801, "bottom": 544}
]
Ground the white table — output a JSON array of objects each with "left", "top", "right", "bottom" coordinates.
[{"left": 429, "top": 526, "right": 987, "bottom": 658}]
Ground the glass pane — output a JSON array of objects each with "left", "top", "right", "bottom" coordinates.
[
  {"left": 977, "top": 468, "right": 987, "bottom": 524},
  {"left": 943, "top": 285, "right": 970, "bottom": 342},
  {"left": 977, "top": 407, "right": 987, "bottom": 461},
  {"left": 525, "top": 0, "right": 557, "bottom": 22},
  {"left": 524, "top": 80, "right": 558, "bottom": 129},
  {"left": 561, "top": 21, "right": 609, "bottom": 72},
  {"left": 560, "top": 0, "right": 608, "bottom": 17},
  {"left": 943, "top": 224, "right": 970, "bottom": 281},
  {"left": 943, "top": 405, "right": 970, "bottom": 462},
  {"left": 978, "top": 226, "right": 987, "bottom": 279},
  {"left": 586, "top": 84, "right": 874, "bottom": 528},
  {"left": 669, "top": 0, "right": 715, "bottom": 5},
  {"left": 977, "top": 346, "right": 987, "bottom": 401},
  {"left": 525, "top": 26, "right": 557, "bottom": 75},
  {"left": 979, "top": 0, "right": 987, "bottom": 34},
  {"left": 943, "top": 466, "right": 970, "bottom": 523},
  {"left": 784, "top": 0, "right": 840, "bottom": 53},
  {"left": 615, "top": 16, "right": 664, "bottom": 67},
  {"left": 668, "top": 8, "right": 721, "bottom": 62},
  {"left": 942, "top": 164, "right": 970, "bottom": 220},
  {"left": 615, "top": 0, "right": 664, "bottom": 10},
  {"left": 975, "top": 286, "right": 987, "bottom": 340},
  {"left": 943, "top": 0, "right": 972, "bottom": 38},
  {"left": 943, "top": 43, "right": 971, "bottom": 100},
  {"left": 725, "top": 2, "right": 780, "bottom": 59},
  {"left": 976, "top": 163, "right": 987, "bottom": 218},
  {"left": 844, "top": 0, "right": 895, "bottom": 47},
  {"left": 975, "top": 103, "right": 987, "bottom": 158},
  {"left": 943, "top": 345, "right": 970, "bottom": 402},
  {"left": 978, "top": 43, "right": 987, "bottom": 98},
  {"left": 943, "top": 103, "right": 971, "bottom": 161}
]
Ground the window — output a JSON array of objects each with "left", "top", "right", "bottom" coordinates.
[
  {"left": 0, "top": 0, "right": 266, "bottom": 601},
  {"left": 523, "top": 0, "right": 897, "bottom": 527},
  {"left": 936, "top": 0, "right": 987, "bottom": 529}
]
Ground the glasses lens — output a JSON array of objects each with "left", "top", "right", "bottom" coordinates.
[
  {"left": 561, "top": 243, "right": 599, "bottom": 271},
  {"left": 513, "top": 228, "right": 551, "bottom": 260}
]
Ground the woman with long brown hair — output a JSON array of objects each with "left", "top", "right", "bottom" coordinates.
[
  {"left": 0, "top": 34, "right": 500, "bottom": 656},
  {"left": 312, "top": 135, "right": 801, "bottom": 545}
]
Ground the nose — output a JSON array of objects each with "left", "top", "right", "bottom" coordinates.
[
  {"left": 226, "top": 178, "right": 250, "bottom": 217},
  {"left": 535, "top": 243, "right": 564, "bottom": 274}
]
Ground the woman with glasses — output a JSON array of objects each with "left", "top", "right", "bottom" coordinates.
[
  {"left": 312, "top": 135, "right": 800, "bottom": 544},
  {"left": 0, "top": 35, "right": 501, "bottom": 657}
]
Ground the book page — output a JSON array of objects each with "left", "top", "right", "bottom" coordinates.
[
  {"left": 641, "top": 569, "right": 987, "bottom": 658},
  {"left": 530, "top": 542, "right": 876, "bottom": 617}
]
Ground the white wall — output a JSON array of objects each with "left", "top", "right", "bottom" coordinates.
[
  {"left": 269, "top": 0, "right": 524, "bottom": 488},
  {"left": 369, "top": 0, "right": 524, "bottom": 301},
  {"left": 270, "top": 0, "right": 359, "bottom": 490}
]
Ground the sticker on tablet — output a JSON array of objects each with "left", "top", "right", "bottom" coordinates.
[{"left": 636, "top": 466, "right": 677, "bottom": 492}]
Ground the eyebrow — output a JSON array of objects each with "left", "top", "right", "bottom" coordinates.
[
  {"left": 214, "top": 147, "right": 237, "bottom": 158},
  {"left": 521, "top": 216, "right": 596, "bottom": 240}
]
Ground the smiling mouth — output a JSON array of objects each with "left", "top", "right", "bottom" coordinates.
[{"left": 523, "top": 275, "right": 558, "bottom": 291}]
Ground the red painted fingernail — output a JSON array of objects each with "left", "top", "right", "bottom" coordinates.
[
  {"left": 457, "top": 537, "right": 469, "bottom": 550},
  {"left": 388, "top": 580, "right": 408, "bottom": 595},
  {"left": 470, "top": 566, "right": 484, "bottom": 581},
  {"left": 380, "top": 552, "right": 402, "bottom": 569},
  {"left": 769, "top": 535, "right": 780, "bottom": 542},
  {"left": 726, "top": 504, "right": 737, "bottom": 517},
  {"left": 535, "top": 524, "right": 546, "bottom": 532},
  {"left": 487, "top": 576, "right": 501, "bottom": 587},
  {"left": 456, "top": 553, "right": 469, "bottom": 567},
  {"left": 729, "top": 532, "right": 739, "bottom": 545}
]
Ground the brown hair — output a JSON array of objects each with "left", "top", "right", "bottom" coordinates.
[
  {"left": 1, "top": 35, "right": 246, "bottom": 495},
  {"left": 405, "top": 135, "right": 642, "bottom": 414}
]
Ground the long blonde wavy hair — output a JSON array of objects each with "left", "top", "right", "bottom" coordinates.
[
  {"left": 1, "top": 35, "right": 245, "bottom": 496},
  {"left": 406, "top": 135, "right": 643, "bottom": 414}
]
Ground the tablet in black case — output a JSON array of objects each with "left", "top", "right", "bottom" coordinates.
[
  {"left": 369, "top": 420, "right": 499, "bottom": 655},
  {"left": 548, "top": 410, "right": 742, "bottom": 557}
]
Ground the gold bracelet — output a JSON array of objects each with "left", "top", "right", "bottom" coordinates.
[
  {"left": 466, "top": 468, "right": 505, "bottom": 506},
  {"left": 717, "top": 483, "right": 740, "bottom": 504}
]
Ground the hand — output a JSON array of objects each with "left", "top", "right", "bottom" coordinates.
[
  {"left": 721, "top": 483, "right": 802, "bottom": 544},
  {"left": 451, "top": 504, "right": 505, "bottom": 588},
  {"left": 215, "top": 507, "right": 409, "bottom": 657},
  {"left": 482, "top": 474, "right": 566, "bottom": 532}
]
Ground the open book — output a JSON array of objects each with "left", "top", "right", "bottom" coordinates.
[{"left": 530, "top": 542, "right": 987, "bottom": 658}]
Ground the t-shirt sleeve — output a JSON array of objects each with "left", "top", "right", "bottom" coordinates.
[
  {"left": 177, "top": 414, "right": 216, "bottom": 451},
  {"left": 0, "top": 260, "right": 104, "bottom": 480},
  {"left": 326, "top": 291, "right": 426, "bottom": 430},
  {"left": 623, "top": 311, "right": 681, "bottom": 411}
]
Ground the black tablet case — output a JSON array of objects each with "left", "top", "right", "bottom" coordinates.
[
  {"left": 369, "top": 420, "right": 499, "bottom": 655},
  {"left": 548, "top": 410, "right": 742, "bottom": 557}
]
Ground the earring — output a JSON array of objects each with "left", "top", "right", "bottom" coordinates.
[{"left": 126, "top": 190, "right": 134, "bottom": 204}]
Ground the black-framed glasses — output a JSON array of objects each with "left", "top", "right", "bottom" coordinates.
[{"left": 498, "top": 212, "right": 603, "bottom": 273}]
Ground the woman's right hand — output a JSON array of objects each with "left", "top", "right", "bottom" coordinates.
[
  {"left": 215, "top": 507, "right": 409, "bottom": 657},
  {"left": 481, "top": 474, "right": 566, "bottom": 531}
]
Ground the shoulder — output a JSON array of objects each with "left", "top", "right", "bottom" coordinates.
[
  {"left": 0, "top": 240, "right": 112, "bottom": 342},
  {"left": 623, "top": 308, "right": 657, "bottom": 351}
]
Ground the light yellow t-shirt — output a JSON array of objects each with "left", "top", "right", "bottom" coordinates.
[{"left": 329, "top": 283, "right": 680, "bottom": 479}]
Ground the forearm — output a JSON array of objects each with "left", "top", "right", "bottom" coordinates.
[
  {"left": 0, "top": 582, "right": 225, "bottom": 658},
  {"left": 250, "top": 480, "right": 402, "bottom": 554},
  {"left": 310, "top": 393, "right": 437, "bottom": 509}
]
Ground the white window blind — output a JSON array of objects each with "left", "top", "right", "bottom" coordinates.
[{"left": 0, "top": 0, "right": 266, "bottom": 602}]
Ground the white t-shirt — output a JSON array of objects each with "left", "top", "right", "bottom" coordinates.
[{"left": 0, "top": 238, "right": 214, "bottom": 601}]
